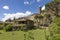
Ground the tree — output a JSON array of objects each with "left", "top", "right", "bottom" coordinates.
[
  {"left": 52, "top": 34, "right": 60, "bottom": 40},
  {"left": 49, "top": 17, "right": 60, "bottom": 40},
  {"left": 46, "top": 0, "right": 60, "bottom": 16},
  {"left": 54, "top": 0, "right": 60, "bottom": 2}
]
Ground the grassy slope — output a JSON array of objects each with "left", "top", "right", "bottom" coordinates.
[{"left": 0, "top": 29, "right": 49, "bottom": 40}]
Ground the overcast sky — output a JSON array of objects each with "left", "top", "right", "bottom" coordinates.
[{"left": 0, "top": 0, "right": 52, "bottom": 21}]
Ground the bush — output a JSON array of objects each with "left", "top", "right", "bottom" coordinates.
[
  {"left": 0, "top": 24, "right": 3, "bottom": 30},
  {"left": 0, "top": 32, "right": 2, "bottom": 34},
  {"left": 4, "top": 24, "right": 12, "bottom": 31},
  {"left": 0, "top": 26, "right": 3, "bottom": 30},
  {"left": 21, "top": 26, "right": 28, "bottom": 31},
  {"left": 52, "top": 34, "right": 60, "bottom": 40},
  {"left": 49, "top": 17, "right": 60, "bottom": 40}
]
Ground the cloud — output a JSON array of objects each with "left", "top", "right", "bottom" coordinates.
[
  {"left": 29, "top": 0, "right": 35, "bottom": 5},
  {"left": 41, "top": 6, "right": 45, "bottom": 10},
  {"left": 24, "top": 1, "right": 29, "bottom": 5},
  {"left": 3, "top": 5, "right": 9, "bottom": 10},
  {"left": 2, "top": 11, "right": 33, "bottom": 21},
  {"left": 24, "top": 0, "right": 41, "bottom": 5},
  {"left": 37, "top": 0, "right": 41, "bottom": 2}
]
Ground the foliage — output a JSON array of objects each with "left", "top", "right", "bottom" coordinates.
[
  {"left": 49, "top": 17, "right": 60, "bottom": 40},
  {"left": 53, "top": 17, "right": 60, "bottom": 26},
  {"left": 44, "top": 14, "right": 51, "bottom": 18},
  {"left": 4, "top": 24, "right": 12, "bottom": 31},
  {"left": 34, "top": 15, "right": 43, "bottom": 19},
  {"left": 21, "top": 26, "right": 27, "bottom": 31},
  {"left": 54, "top": 0, "right": 60, "bottom": 2},
  {"left": 46, "top": 0, "right": 60, "bottom": 16},
  {"left": 0, "top": 29, "right": 47, "bottom": 40},
  {"left": 52, "top": 34, "right": 60, "bottom": 40},
  {"left": 0, "top": 23, "right": 5, "bottom": 30},
  {"left": 34, "top": 14, "right": 43, "bottom": 28},
  {"left": 0, "top": 24, "right": 3, "bottom": 30},
  {"left": 46, "top": 0, "right": 60, "bottom": 6},
  {"left": 49, "top": 23, "right": 60, "bottom": 34}
]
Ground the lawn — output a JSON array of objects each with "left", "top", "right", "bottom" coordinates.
[{"left": 0, "top": 29, "right": 49, "bottom": 40}]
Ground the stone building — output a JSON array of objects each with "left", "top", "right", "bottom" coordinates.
[
  {"left": 0, "top": 2, "right": 60, "bottom": 30},
  {"left": 0, "top": 17, "right": 34, "bottom": 30},
  {"left": 12, "top": 18, "right": 34, "bottom": 30}
]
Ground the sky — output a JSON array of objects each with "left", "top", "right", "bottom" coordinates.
[{"left": 0, "top": 0, "right": 52, "bottom": 21}]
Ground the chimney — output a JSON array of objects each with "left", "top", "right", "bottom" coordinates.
[{"left": 38, "top": 7, "right": 42, "bottom": 14}]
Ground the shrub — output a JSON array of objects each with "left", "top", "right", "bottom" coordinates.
[
  {"left": 0, "top": 32, "right": 2, "bottom": 34},
  {"left": 21, "top": 26, "right": 28, "bottom": 32},
  {"left": 0, "top": 26, "right": 3, "bottom": 30},
  {"left": 4, "top": 24, "right": 12, "bottom": 31},
  {"left": 0, "top": 24, "right": 3, "bottom": 30},
  {"left": 49, "top": 17, "right": 60, "bottom": 40},
  {"left": 52, "top": 34, "right": 60, "bottom": 40}
]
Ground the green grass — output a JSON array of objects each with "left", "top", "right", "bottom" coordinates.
[{"left": 0, "top": 29, "right": 49, "bottom": 40}]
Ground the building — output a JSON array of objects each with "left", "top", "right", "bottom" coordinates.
[
  {"left": 0, "top": 2, "right": 60, "bottom": 30},
  {"left": 12, "top": 18, "right": 34, "bottom": 30}
]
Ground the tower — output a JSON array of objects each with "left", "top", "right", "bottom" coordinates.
[{"left": 38, "top": 7, "right": 42, "bottom": 14}]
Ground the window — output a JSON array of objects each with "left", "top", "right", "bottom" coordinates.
[{"left": 18, "top": 21, "right": 27, "bottom": 24}]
